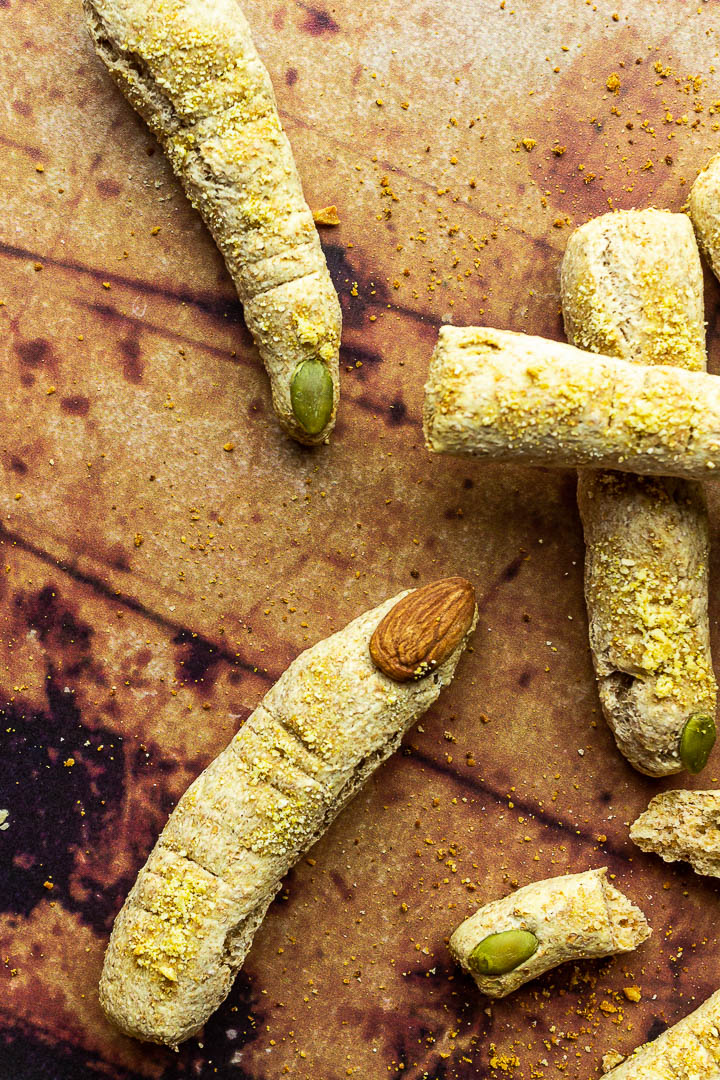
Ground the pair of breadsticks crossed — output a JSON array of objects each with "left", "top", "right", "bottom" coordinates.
[
  {"left": 86, "top": 0, "right": 720, "bottom": 783},
  {"left": 86, "top": 0, "right": 720, "bottom": 784},
  {"left": 435, "top": 187, "right": 720, "bottom": 1077},
  {"left": 83, "top": 0, "right": 720, "bottom": 1071}
]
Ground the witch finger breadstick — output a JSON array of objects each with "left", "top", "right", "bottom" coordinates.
[
  {"left": 630, "top": 789, "right": 720, "bottom": 878},
  {"left": 84, "top": 0, "right": 341, "bottom": 445},
  {"left": 561, "top": 210, "right": 717, "bottom": 777},
  {"left": 423, "top": 326, "right": 720, "bottom": 480},
  {"left": 688, "top": 152, "right": 720, "bottom": 283},
  {"left": 449, "top": 868, "right": 649, "bottom": 998},
  {"left": 100, "top": 578, "right": 477, "bottom": 1046},
  {"left": 601, "top": 988, "right": 720, "bottom": 1078}
]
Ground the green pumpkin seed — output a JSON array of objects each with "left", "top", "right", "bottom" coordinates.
[
  {"left": 679, "top": 712, "right": 716, "bottom": 774},
  {"left": 468, "top": 929, "right": 539, "bottom": 976},
  {"left": 290, "top": 359, "right": 334, "bottom": 436}
]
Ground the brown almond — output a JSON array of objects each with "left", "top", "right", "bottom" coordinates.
[{"left": 370, "top": 577, "right": 476, "bottom": 682}]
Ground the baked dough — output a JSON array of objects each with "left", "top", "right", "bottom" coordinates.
[
  {"left": 688, "top": 152, "right": 720, "bottom": 285},
  {"left": 423, "top": 326, "right": 720, "bottom": 480},
  {"left": 561, "top": 210, "right": 717, "bottom": 776},
  {"left": 630, "top": 789, "right": 720, "bottom": 878},
  {"left": 99, "top": 583, "right": 477, "bottom": 1046},
  {"left": 83, "top": 0, "right": 341, "bottom": 444},
  {"left": 449, "top": 868, "right": 650, "bottom": 998},
  {"left": 603, "top": 988, "right": 720, "bottom": 1078}
]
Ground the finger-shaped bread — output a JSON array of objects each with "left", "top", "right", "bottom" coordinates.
[
  {"left": 603, "top": 988, "right": 720, "bottom": 1078},
  {"left": 100, "top": 579, "right": 477, "bottom": 1046},
  {"left": 688, "top": 152, "right": 720, "bottom": 285},
  {"left": 83, "top": 0, "right": 341, "bottom": 444},
  {"left": 449, "top": 868, "right": 650, "bottom": 998},
  {"left": 630, "top": 789, "right": 720, "bottom": 878},
  {"left": 561, "top": 210, "right": 717, "bottom": 776},
  {"left": 423, "top": 326, "right": 720, "bottom": 480}
]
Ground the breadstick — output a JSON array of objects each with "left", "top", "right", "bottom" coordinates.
[
  {"left": 561, "top": 210, "right": 717, "bottom": 776},
  {"left": 423, "top": 326, "right": 720, "bottom": 480},
  {"left": 83, "top": 0, "right": 341, "bottom": 445},
  {"left": 688, "top": 152, "right": 720, "bottom": 284},
  {"left": 602, "top": 988, "right": 720, "bottom": 1078},
  {"left": 449, "top": 868, "right": 649, "bottom": 999},
  {"left": 99, "top": 578, "right": 477, "bottom": 1046},
  {"left": 630, "top": 789, "right": 720, "bottom": 878}
]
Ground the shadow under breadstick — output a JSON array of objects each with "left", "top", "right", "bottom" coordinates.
[
  {"left": 560, "top": 209, "right": 717, "bottom": 777},
  {"left": 83, "top": 0, "right": 341, "bottom": 445}
]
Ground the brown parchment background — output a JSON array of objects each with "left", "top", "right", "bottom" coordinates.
[{"left": 2, "top": 1, "right": 720, "bottom": 1077}]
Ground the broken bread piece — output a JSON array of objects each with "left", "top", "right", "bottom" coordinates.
[
  {"left": 602, "top": 987, "right": 720, "bottom": 1078},
  {"left": 449, "top": 868, "right": 650, "bottom": 998},
  {"left": 630, "top": 789, "right": 720, "bottom": 878},
  {"left": 100, "top": 579, "right": 477, "bottom": 1047},
  {"left": 689, "top": 152, "right": 720, "bottom": 286}
]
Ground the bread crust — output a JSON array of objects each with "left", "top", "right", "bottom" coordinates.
[
  {"left": 449, "top": 868, "right": 650, "bottom": 998},
  {"left": 99, "top": 587, "right": 477, "bottom": 1046},
  {"left": 603, "top": 988, "right": 720, "bottom": 1078},
  {"left": 561, "top": 210, "right": 717, "bottom": 776},
  {"left": 689, "top": 152, "right": 720, "bottom": 283},
  {"left": 422, "top": 326, "right": 720, "bottom": 480},
  {"left": 630, "top": 789, "right": 720, "bottom": 878},
  {"left": 83, "top": 0, "right": 341, "bottom": 444}
]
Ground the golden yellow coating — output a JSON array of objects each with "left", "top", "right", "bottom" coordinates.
[
  {"left": 561, "top": 210, "right": 717, "bottom": 776},
  {"left": 450, "top": 868, "right": 650, "bottom": 999},
  {"left": 128, "top": 860, "right": 212, "bottom": 984},
  {"left": 604, "top": 988, "right": 720, "bottom": 1078},
  {"left": 83, "top": 0, "right": 341, "bottom": 444},
  {"left": 423, "top": 326, "right": 720, "bottom": 480}
]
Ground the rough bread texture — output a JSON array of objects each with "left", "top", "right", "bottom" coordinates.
[
  {"left": 449, "top": 868, "right": 650, "bottom": 998},
  {"left": 561, "top": 210, "right": 717, "bottom": 776},
  {"left": 630, "top": 789, "right": 720, "bottom": 878},
  {"left": 688, "top": 152, "right": 720, "bottom": 283},
  {"left": 422, "top": 326, "right": 720, "bottom": 480},
  {"left": 99, "top": 587, "right": 477, "bottom": 1046},
  {"left": 83, "top": 0, "right": 341, "bottom": 445},
  {"left": 603, "top": 988, "right": 720, "bottom": 1078},
  {"left": 423, "top": 324, "right": 720, "bottom": 477}
]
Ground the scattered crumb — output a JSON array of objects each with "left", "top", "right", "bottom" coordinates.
[{"left": 313, "top": 205, "right": 340, "bottom": 226}]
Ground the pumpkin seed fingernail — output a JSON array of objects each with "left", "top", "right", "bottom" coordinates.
[
  {"left": 290, "top": 359, "right": 334, "bottom": 436},
  {"left": 679, "top": 712, "right": 716, "bottom": 774},
  {"left": 468, "top": 929, "right": 539, "bottom": 976}
]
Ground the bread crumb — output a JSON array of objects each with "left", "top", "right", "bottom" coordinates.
[{"left": 313, "top": 205, "right": 340, "bottom": 226}]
